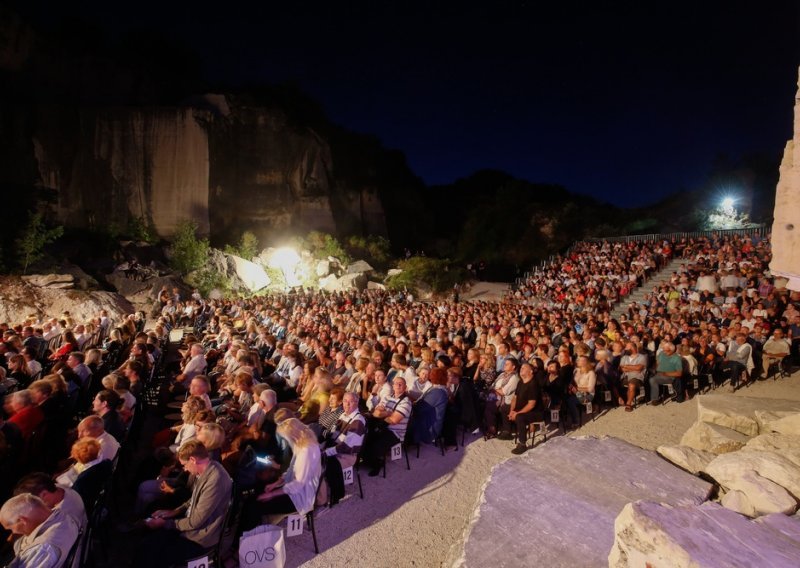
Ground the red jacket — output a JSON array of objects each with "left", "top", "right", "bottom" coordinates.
[{"left": 8, "top": 405, "right": 44, "bottom": 439}]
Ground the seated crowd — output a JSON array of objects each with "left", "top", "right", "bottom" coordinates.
[{"left": 1, "top": 229, "right": 797, "bottom": 567}]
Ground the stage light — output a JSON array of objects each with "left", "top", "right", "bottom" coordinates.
[
  {"left": 269, "top": 247, "right": 301, "bottom": 288},
  {"left": 721, "top": 197, "right": 735, "bottom": 209}
]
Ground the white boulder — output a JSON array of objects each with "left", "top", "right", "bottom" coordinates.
[
  {"left": 228, "top": 254, "right": 270, "bottom": 292},
  {"left": 450, "top": 436, "right": 710, "bottom": 568},
  {"left": 346, "top": 260, "right": 374, "bottom": 275},
  {"left": 656, "top": 445, "right": 716, "bottom": 475},
  {"left": 720, "top": 489, "right": 757, "bottom": 517},
  {"left": 696, "top": 394, "right": 800, "bottom": 436},
  {"left": 367, "top": 281, "right": 386, "bottom": 291},
  {"left": 315, "top": 260, "right": 331, "bottom": 277},
  {"left": 679, "top": 421, "right": 751, "bottom": 454},
  {"left": 609, "top": 501, "right": 800, "bottom": 568},
  {"left": 705, "top": 450, "right": 800, "bottom": 500},
  {"left": 765, "top": 413, "right": 800, "bottom": 437}
]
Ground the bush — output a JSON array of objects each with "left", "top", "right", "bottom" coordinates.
[
  {"left": 385, "top": 256, "right": 465, "bottom": 295},
  {"left": 224, "top": 231, "right": 260, "bottom": 260},
  {"left": 346, "top": 235, "right": 391, "bottom": 266},
  {"left": 303, "top": 231, "right": 351, "bottom": 264},
  {"left": 169, "top": 220, "right": 209, "bottom": 274},
  {"left": 186, "top": 266, "right": 232, "bottom": 297},
  {"left": 16, "top": 212, "right": 64, "bottom": 274}
]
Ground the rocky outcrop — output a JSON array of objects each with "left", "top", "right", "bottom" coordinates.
[
  {"left": 21, "top": 274, "right": 76, "bottom": 289},
  {"left": 770, "top": 67, "right": 800, "bottom": 291},
  {"left": 0, "top": 276, "right": 133, "bottom": 324},
  {"left": 33, "top": 106, "right": 211, "bottom": 238},
  {"left": 5, "top": 96, "right": 391, "bottom": 245},
  {"left": 609, "top": 502, "right": 800, "bottom": 567},
  {"left": 448, "top": 436, "right": 711, "bottom": 568}
]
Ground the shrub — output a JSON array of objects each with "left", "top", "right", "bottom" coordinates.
[
  {"left": 346, "top": 235, "right": 391, "bottom": 266},
  {"left": 224, "top": 231, "right": 260, "bottom": 260},
  {"left": 303, "top": 231, "right": 351, "bottom": 264},
  {"left": 186, "top": 266, "right": 232, "bottom": 297},
  {"left": 169, "top": 220, "right": 209, "bottom": 274},
  {"left": 385, "top": 256, "right": 465, "bottom": 295},
  {"left": 16, "top": 212, "right": 64, "bottom": 274}
]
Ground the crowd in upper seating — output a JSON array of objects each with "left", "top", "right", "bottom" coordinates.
[{"left": 0, "top": 229, "right": 797, "bottom": 567}]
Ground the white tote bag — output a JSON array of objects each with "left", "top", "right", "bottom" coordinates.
[{"left": 239, "top": 524, "right": 286, "bottom": 568}]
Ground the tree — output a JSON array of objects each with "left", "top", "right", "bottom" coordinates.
[
  {"left": 16, "top": 212, "right": 63, "bottom": 274},
  {"left": 169, "top": 220, "right": 209, "bottom": 274}
]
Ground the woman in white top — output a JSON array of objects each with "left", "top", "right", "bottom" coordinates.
[
  {"left": 366, "top": 370, "right": 391, "bottom": 411},
  {"left": 239, "top": 418, "right": 321, "bottom": 532},
  {"left": 168, "top": 396, "right": 206, "bottom": 453},
  {"left": 572, "top": 356, "right": 597, "bottom": 404}
]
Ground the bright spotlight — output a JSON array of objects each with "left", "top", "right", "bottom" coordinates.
[
  {"left": 269, "top": 247, "right": 301, "bottom": 271},
  {"left": 721, "top": 197, "right": 735, "bottom": 209},
  {"left": 269, "top": 247, "right": 301, "bottom": 288}
]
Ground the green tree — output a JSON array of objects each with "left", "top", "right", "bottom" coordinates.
[
  {"left": 16, "top": 212, "right": 63, "bottom": 274},
  {"left": 224, "top": 231, "right": 260, "bottom": 260},
  {"left": 169, "top": 220, "right": 209, "bottom": 274}
]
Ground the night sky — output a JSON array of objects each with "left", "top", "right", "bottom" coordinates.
[{"left": 20, "top": 1, "right": 800, "bottom": 206}]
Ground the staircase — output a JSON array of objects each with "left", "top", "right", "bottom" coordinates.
[{"left": 610, "top": 257, "right": 686, "bottom": 320}]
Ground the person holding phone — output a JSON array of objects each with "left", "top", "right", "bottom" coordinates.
[{"left": 238, "top": 418, "right": 321, "bottom": 532}]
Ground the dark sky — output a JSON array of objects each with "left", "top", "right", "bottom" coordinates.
[{"left": 20, "top": 1, "right": 800, "bottom": 206}]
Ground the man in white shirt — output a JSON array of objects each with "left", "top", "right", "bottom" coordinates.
[
  {"left": 761, "top": 329, "right": 791, "bottom": 378},
  {"left": 486, "top": 358, "right": 520, "bottom": 439},
  {"left": 77, "top": 415, "right": 120, "bottom": 463},
  {"left": 14, "top": 473, "right": 87, "bottom": 531},
  {"left": 173, "top": 344, "right": 207, "bottom": 391},
  {"left": 0, "top": 493, "right": 79, "bottom": 568}
]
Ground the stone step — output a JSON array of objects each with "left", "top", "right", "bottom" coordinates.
[
  {"left": 610, "top": 256, "right": 686, "bottom": 320},
  {"left": 449, "top": 436, "right": 711, "bottom": 568}
]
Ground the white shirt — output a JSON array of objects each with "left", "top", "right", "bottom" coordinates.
[{"left": 96, "top": 431, "right": 121, "bottom": 462}]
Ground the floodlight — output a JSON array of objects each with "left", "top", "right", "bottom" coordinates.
[
  {"left": 269, "top": 247, "right": 301, "bottom": 271},
  {"left": 721, "top": 197, "right": 735, "bottom": 209}
]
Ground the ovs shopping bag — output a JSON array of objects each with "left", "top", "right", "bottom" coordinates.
[{"left": 239, "top": 524, "right": 286, "bottom": 568}]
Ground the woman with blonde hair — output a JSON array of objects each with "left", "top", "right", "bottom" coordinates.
[
  {"left": 239, "top": 417, "right": 321, "bottom": 531},
  {"left": 169, "top": 396, "right": 206, "bottom": 453}
]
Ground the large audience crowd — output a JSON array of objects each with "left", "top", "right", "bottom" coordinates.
[{"left": 0, "top": 230, "right": 797, "bottom": 567}]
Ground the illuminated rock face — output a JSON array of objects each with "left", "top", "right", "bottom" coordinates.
[
  {"left": 771, "top": 68, "right": 800, "bottom": 290},
  {"left": 21, "top": 96, "right": 388, "bottom": 242}
]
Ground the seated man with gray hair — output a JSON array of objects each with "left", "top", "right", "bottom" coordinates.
[{"left": 0, "top": 493, "right": 80, "bottom": 568}]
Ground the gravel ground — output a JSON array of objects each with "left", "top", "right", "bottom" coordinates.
[{"left": 287, "top": 371, "right": 800, "bottom": 567}]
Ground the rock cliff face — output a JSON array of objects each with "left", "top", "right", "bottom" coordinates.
[
  {"left": 33, "top": 106, "right": 211, "bottom": 236},
  {"left": 8, "top": 96, "right": 389, "bottom": 244},
  {"left": 770, "top": 67, "right": 800, "bottom": 290}
]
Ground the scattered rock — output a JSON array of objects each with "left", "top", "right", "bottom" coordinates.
[
  {"left": 21, "top": 274, "right": 75, "bottom": 288},
  {"left": 318, "top": 274, "right": 339, "bottom": 292},
  {"left": 609, "top": 501, "right": 800, "bottom": 568},
  {"left": 346, "top": 260, "right": 374, "bottom": 275},
  {"left": 765, "top": 413, "right": 800, "bottom": 437},
  {"left": 338, "top": 273, "right": 368, "bottom": 291},
  {"left": 679, "top": 420, "right": 751, "bottom": 454},
  {"left": 450, "top": 436, "right": 711, "bottom": 568},
  {"left": 656, "top": 445, "right": 716, "bottom": 475},
  {"left": 387, "top": 268, "right": 403, "bottom": 277},
  {"left": 367, "top": 281, "right": 385, "bottom": 291},
  {"left": 720, "top": 489, "right": 757, "bottom": 517},
  {"left": 696, "top": 394, "right": 800, "bottom": 436},
  {"left": 705, "top": 450, "right": 800, "bottom": 501},
  {"left": 315, "top": 260, "right": 331, "bottom": 277}
]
